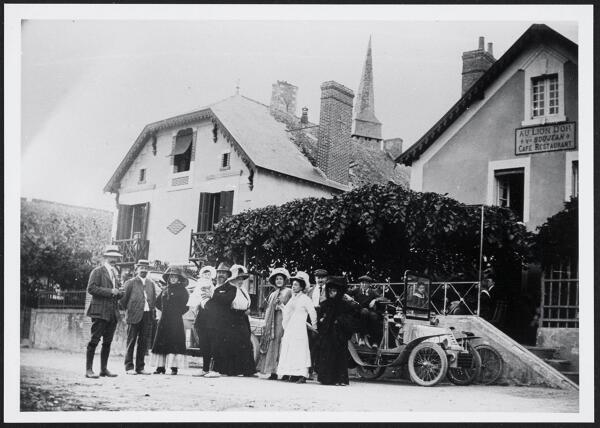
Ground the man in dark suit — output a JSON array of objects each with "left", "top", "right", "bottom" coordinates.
[
  {"left": 120, "top": 260, "right": 157, "bottom": 375},
  {"left": 85, "top": 245, "right": 124, "bottom": 378}
]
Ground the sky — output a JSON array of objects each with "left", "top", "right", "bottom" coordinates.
[{"left": 18, "top": 10, "right": 579, "bottom": 211}]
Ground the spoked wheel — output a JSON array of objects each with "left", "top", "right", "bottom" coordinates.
[
  {"left": 474, "top": 344, "right": 504, "bottom": 385},
  {"left": 447, "top": 341, "right": 482, "bottom": 385},
  {"left": 356, "top": 365, "right": 385, "bottom": 380},
  {"left": 408, "top": 342, "right": 448, "bottom": 386}
]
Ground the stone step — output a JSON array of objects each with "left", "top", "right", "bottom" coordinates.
[
  {"left": 524, "top": 345, "right": 558, "bottom": 360},
  {"left": 560, "top": 371, "right": 579, "bottom": 384},
  {"left": 543, "top": 358, "right": 572, "bottom": 370}
]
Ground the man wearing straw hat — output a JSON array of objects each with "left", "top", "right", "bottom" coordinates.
[
  {"left": 84, "top": 244, "right": 124, "bottom": 378},
  {"left": 120, "top": 259, "right": 157, "bottom": 375}
]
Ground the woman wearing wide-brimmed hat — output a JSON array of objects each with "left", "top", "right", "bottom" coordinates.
[
  {"left": 206, "top": 264, "right": 257, "bottom": 377},
  {"left": 150, "top": 266, "right": 190, "bottom": 375},
  {"left": 276, "top": 271, "right": 317, "bottom": 383},
  {"left": 316, "top": 276, "right": 356, "bottom": 386},
  {"left": 256, "top": 267, "right": 292, "bottom": 379}
]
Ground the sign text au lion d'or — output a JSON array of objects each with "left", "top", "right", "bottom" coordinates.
[{"left": 515, "top": 122, "right": 576, "bottom": 155}]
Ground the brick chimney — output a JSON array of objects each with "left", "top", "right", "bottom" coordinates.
[
  {"left": 270, "top": 80, "right": 298, "bottom": 115},
  {"left": 461, "top": 36, "right": 496, "bottom": 95},
  {"left": 300, "top": 107, "right": 309, "bottom": 124},
  {"left": 317, "top": 81, "right": 354, "bottom": 185}
]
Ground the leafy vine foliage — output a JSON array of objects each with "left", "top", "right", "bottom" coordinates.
[{"left": 200, "top": 183, "right": 533, "bottom": 286}]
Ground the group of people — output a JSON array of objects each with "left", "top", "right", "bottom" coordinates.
[{"left": 84, "top": 244, "right": 391, "bottom": 386}]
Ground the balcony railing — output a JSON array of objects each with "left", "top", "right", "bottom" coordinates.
[
  {"left": 113, "top": 237, "right": 149, "bottom": 265},
  {"left": 189, "top": 230, "right": 213, "bottom": 264}
]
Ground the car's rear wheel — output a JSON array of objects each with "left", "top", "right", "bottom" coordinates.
[{"left": 408, "top": 342, "right": 448, "bottom": 386}]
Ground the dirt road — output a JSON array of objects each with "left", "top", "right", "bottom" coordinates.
[{"left": 19, "top": 348, "right": 578, "bottom": 413}]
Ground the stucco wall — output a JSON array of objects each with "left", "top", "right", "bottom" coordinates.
[
  {"left": 117, "top": 117, "right": 338, "bottom": 263},
  {"left": 29, "top": 308, "right": 129, "bottom": 356},
  {"left": 417, "top": 45, "right": 578, "bottom": 231}
]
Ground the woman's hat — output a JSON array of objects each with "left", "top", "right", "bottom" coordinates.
[
  {"left": 358, "top": 275, "right": 374, "bottom": 283},
  {"left": 228, "top": 264, "right": 250, "bottom": 282},
  {"left": 199, "top": 265, "right": 217, "bottom": 279},
  {"left": 268, "top": 267, "right": 290, "bottom": 285},
  {"left": 102, "top": 244, "right": 123, "bottom": 258},
  {"left": 216, "top": 262, "right": 232, "bottom": 277},
  {"left": 289, "top": 271, "right": 310, "bottom": 289},
  {"left": 325, "top": 276, "right": 348, "bottom": 294},
  {"left": 162, "top": 266, "right": 190, "bottom": 286}
]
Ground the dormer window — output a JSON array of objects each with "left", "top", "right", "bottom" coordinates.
[
  {"left": 531, "top": 74, "right": 559, "bottom": 118},
  {"left": 171, "top": 129, "right": 193, "bottom": 173},
  {"left": 221, "top": 151, "right": 231, "bottom": 170}
]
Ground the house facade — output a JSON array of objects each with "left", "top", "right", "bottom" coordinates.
[
  {"left": 397, "top": 24, "right": 578, "bottom": 231},
  {"left": 105, "top": 39, "right": 407, "bottom": 269}
]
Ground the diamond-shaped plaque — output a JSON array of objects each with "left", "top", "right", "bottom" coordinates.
[{"left": 167, "top": 219, "right": 186, "bottom": 235}]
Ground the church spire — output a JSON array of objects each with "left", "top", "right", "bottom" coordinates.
[{"left": 353, "top": 36, "right": 382, "bottom": 141}]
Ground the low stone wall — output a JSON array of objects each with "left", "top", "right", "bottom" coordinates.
[
  {"left": 436, "top": 316, "right": 578, "bottom": 390},
  {"left": 537, "top": 327, "right": 579, "bottom": 371},
  {"left": 28, "top": 308, "right": 129, "bottom": 355}
]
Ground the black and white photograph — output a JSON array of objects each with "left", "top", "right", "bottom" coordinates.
[{"left": 4, "top": 3, "right": 594, "bottom": 423}]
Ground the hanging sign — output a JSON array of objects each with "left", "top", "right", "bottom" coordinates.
[{"left": 515, "top": 122, "right": 576, "bottom": 155}]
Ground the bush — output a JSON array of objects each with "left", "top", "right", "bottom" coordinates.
[{"left": 534, "top": 197, "right": 578, "bottom": 269}]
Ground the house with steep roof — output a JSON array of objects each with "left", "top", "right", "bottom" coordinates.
[
  {"left": 104, "top": 38, "right": 406, "bottom": 268},
  {"left": 396, "top": 24, "right": 578, "bottom": 231}
]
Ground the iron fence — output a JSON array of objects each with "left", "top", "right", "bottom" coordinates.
[
  {"left": 37, "top": 290, "right": 87, "bottom": 309},
  {"left": 540, "top": 266, "right": 578, "bottom": 328}
]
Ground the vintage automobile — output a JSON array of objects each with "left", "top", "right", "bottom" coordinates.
[{"left": 348, "top": 271, "right": 482, "bottom": 386}]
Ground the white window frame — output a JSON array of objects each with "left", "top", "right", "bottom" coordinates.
[
  {"left": 167, "top": 127, "right": 197, "bottom": 191},
  {"left": 521, "top": 47, "right": 568, "bottom": 127},
  {"left": 220, "top": 149, "right": 231, "bottom": 171},
  {"left": 565, "top": 151, "right": 579, "bottom": 201},
  {"left": 487, "top": 158, "right": 530, "bottom": 223}
]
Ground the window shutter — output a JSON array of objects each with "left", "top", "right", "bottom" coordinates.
[
  {"left": 116, "top": 205, "right": 132, "bottom": 240},
  {"left": 141, "top": 202, "right": 150, "bottom": 240},
  {"left": 218, "top": 191, "right": 234, "bottom": 222},
  {"left": 197, "top": 193, "right": 211, "bottom": 232}
]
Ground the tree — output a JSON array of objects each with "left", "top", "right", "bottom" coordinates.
[
  {"left": 534, "top": 197, "right": 578, "bottom": 270},
  {"left": 20, "top": 199, "right": 113, "bottom": 303}
]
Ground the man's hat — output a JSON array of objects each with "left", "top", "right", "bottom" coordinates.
[
  {"left": 358, "top": 275, "right": 374, "bottom": 283},
  {"left": 289, "top": 271, "right": 310, "bottom": 289},
  {"left": 162, "top": 266, "right": 190, "bottom": 286},
  {"left": 200, "top": 265, "right": 217, "bottom": 279},
  {"left": 269, "top": 267, "right": 291, "bottom": 285},
  {"left": 228, "top": 264, "right": 250, "bottom": 282},
  {"left": 313, "top": 268, "right": 328, "bottom": 278},
  {"left": 216, "top": 262, "right": 232, "bottom": 277},
  {"left": 135, "top": 259, "right": 150, "bottom": 269},
  {"left": 102, "top": 244, "right": 123, "bottom": 258},
  {"left": 325, "top": 276, "right": 348, "bottom": 294}
]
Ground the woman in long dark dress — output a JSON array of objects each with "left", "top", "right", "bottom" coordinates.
[
  {"left": 205, "top": 264, "right": 256, "bottom": 377},
  {"left": 316, "top": 276, "right": 355, "bottom": 386},
  {"left": 151, "top": 266, "right": 190, "bottom": 375}
]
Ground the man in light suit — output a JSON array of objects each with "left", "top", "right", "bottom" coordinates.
[
  {"left": 120, "top": 260, "right": 157, "bottom": 375},
  {"left": 85, "top": 245, "right": 124, "bottom": 378}
]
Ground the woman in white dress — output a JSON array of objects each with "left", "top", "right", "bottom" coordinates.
[{"left": 276, "top": 271, "right": 317, "bottom": 384}]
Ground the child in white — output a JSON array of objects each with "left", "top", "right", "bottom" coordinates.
[{"left": 276, "top": 271, "right": 317, "bottom": 383}]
